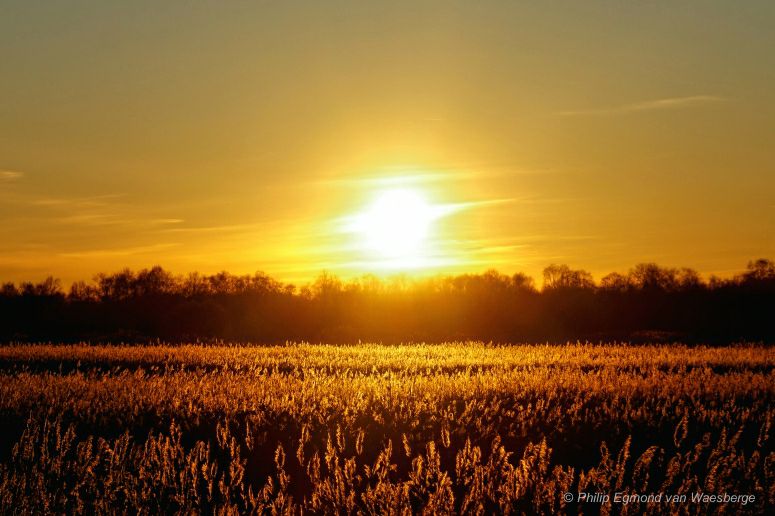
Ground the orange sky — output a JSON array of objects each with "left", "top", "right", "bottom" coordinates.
[{"left": 1, "top": 1, "right": 773, "bottom": 286}]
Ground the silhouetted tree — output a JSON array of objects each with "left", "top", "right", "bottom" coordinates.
[
  {"left": 743, "top": 258, "right": 775, "bottom": 282},
  {"left": 628, "top": 263, "right": 677, "bottom": 291},
  {"left": 600, "top": 272, "right": 630, "bottom": 292},
  {"left": 0, "top": 260, "right": 773, "bottom": 344},
  {"left": 542, "top": 264, "right": 594, "bottom": 290}
]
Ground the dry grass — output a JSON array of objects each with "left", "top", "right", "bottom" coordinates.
[{"left": 0, "top": 343, "right": 772, "bottom": 514}]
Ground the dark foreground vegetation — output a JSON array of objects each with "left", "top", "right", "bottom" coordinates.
[
  {"left": 0, "top": 343, "right": 771, "bottom": 514},
  {"left": 1, "top": 259, "right": 774, "bottom": 343}
]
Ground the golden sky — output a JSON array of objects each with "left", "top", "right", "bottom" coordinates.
[{"left": 1, "top": 1, "right": 773, "bottom": 285}]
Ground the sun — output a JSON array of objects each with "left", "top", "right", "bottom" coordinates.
[{"left": 353, "top": 188, "right": 435, "bottom": 260}]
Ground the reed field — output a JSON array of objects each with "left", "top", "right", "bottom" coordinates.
[{"left": 0, "top": 343, "right": 772, "bottom": 514}]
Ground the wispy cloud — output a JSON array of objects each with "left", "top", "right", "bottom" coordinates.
[
  {"left": 159, "top": 222, "right": 263, "bottom": 234},
  {"left": 311, "top": 164, "right": 554, "bottom": 191},
  {"left": 438, "top": 197, "right": 516, "bottom": 215},
  {"left": 23, "top": 193, "right": 185, "bottom": 229},
  {"left": 314, "top": 170, "right": 479, "bottom": 188},
  {"left": 59, "top": 243, "right": 180, "bottom": 259},
  {"left": 31, "top": 193, "right": 124, "bottom": 208},
  {"left": 558, "top": 95, "right": 726, "bottom": 116},
  {"left": 0, "top": 170, "right": 24, "bottom": 181}
]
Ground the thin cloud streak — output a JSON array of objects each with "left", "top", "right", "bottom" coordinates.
[
  {"left": 437, "top": 198, "right": 516, "bottom": 216},
  {"left": 7, "top": 192, "right": 185, "bottom": 229},
  {"left": 558, "top": 95, "right": 726, "bottom": 116},
  {"left": 313, "top": 170, "right": 479, "bottom": 188},
  {"left": 313, "top": 166, "right": 553, "bottom": 189},
  {"left": 0, "top": 170, "right": 24, "bottom": 181},
  {"left": 159, "top": 216, "right": 324, "bottom": 237},
  {"left": 31, "top": 193, "right": 125, "bottom": 207},
  {"left": 59, "top": 243, "right": 181, "bottom": 259}
]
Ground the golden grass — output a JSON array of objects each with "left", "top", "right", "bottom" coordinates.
[{"left": 0, "top": 343, "right": 772, "bottom": 514}]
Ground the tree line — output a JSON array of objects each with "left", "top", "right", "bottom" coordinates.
[{"left": 1, "top": 259, "right": 773, "bottom": 344}]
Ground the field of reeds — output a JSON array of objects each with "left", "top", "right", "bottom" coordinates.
[{"left": 0, "top": 343, "right": 771, "bottom": 514}]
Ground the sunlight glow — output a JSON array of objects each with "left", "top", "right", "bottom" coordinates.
[
  {"left": 344, "top": 186, "right": 458, "bottom": 270},
  {"left": 357, "top": 188, "right": 433, "bottom": 258}
]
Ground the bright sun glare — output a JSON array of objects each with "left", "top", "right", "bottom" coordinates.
[{"left": 353, "top": 188, "right": 435, "bottom": 261}]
